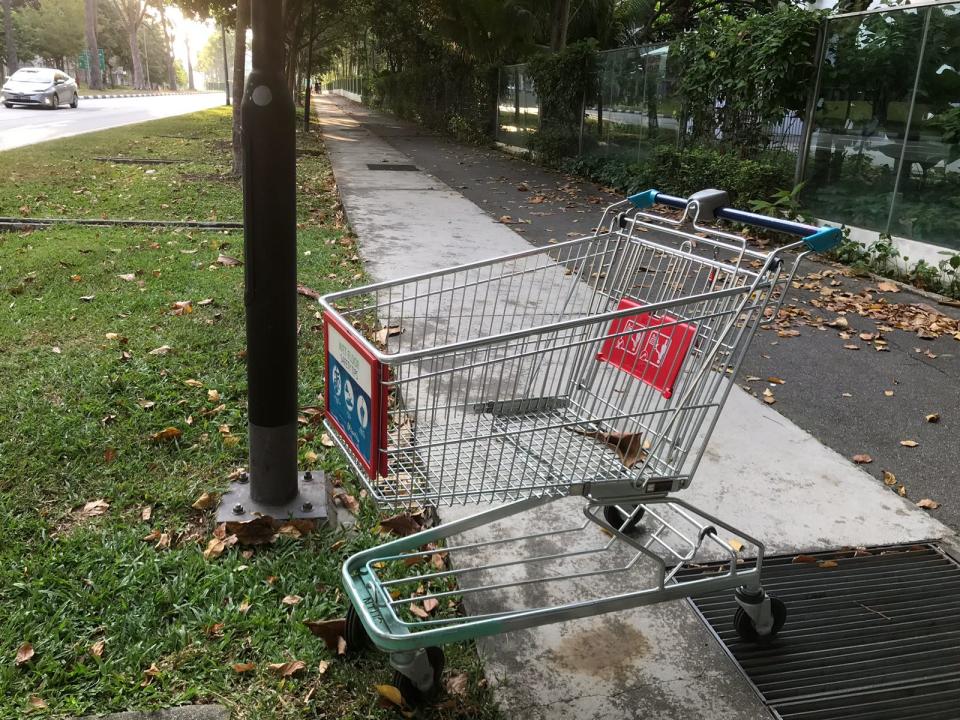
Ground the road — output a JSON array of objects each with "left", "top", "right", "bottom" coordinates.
[{"left": 0, "top": 93, "right": 224, "bottom": 152}]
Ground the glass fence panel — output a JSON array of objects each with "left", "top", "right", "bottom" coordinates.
[
  {"left": 803, "top": 8, "right": 929, "bottom": 234},
  {"left": 888, "top": 2, "right": 960, "bottom": 250},
  {"left": 497, "top": 65, "right": 539, "bottom": 148},
  {"left": 582, "top": 44, "right": 675, "bottom": 162}
]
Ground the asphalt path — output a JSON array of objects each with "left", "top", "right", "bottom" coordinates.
[
  {"left": 326, "top": 95, "right": 960, "bottom": 532},
  {"left": 0, "top": 93, "right": 224, "bottom": 152}
]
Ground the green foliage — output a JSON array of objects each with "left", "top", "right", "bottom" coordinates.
[
  {"left": 562, "top": 144, "right": 794, "bottom": 205},
  {"left": 672, "top": 6, "right": 823, "bottom": 151},
  {"left": 748, "top": 183, "right": 805, "bottom": 221},
  {"left": 525, "top": 41, "right": 598, "bottom": 162},
  {"left": 14, "top": 0, "right": 86, "bottom": 64},
  {"left": 527, "top": 40, "right": 598, "bottom": 134},
  {"left": 827, "top": 232, "right": 960, "bottom": 300},
  {"left": 370, "top": 58, "right": 498, "bottom": 139}
]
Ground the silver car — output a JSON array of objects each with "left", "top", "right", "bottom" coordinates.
[{"left": 2, "top": 67, "right": 79, "bottom": 109}]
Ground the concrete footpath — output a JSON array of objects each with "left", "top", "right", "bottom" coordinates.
[{"left": 315, "top": 94, "right": 954, "bottom": 720}]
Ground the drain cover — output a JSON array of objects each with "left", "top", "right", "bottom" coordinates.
[
  {"left": 366, "top": 163, "right": 419, "bottom": 171},
  {"left": 686, "top": 543, "right": 960, "bottom": 720}
]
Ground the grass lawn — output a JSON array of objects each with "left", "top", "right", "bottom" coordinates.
[{"left": 0, "top": 108, "right": 498, "bottom": 719}]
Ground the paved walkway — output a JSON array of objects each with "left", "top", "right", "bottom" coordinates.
[
  {"left": 322, "top": 94, "right": 960, "bottom": 532},
  {"left": 315, "top": 93, "right": 955, "bottom": 720}
]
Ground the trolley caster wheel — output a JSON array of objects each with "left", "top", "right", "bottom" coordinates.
[
  {"left": 393, "top": 646, "right": 445, "bottom": 706},
  {"left": 734, "top": 596, "right": 787, "bottom": 643},
  {"left": 345, "top": 603, "right": 372, "bottom": 653},
  {"left": 603, "top": 503, "right": 644, "bottom": 533}
]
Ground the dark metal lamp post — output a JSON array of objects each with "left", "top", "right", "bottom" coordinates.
[{"left": 217, "top": 0, "right": 327, "bottom": 525}]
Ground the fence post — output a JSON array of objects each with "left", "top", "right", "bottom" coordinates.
[{"left": 794, "top": 20, "right": 828, "bottom": 188}]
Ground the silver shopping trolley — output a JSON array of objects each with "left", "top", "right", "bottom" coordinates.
[{"left": 320, "top": 188, "right": 840, "bottom": 702}]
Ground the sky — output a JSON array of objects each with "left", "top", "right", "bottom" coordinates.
[{"left": 157, "top": 6, "right": 218, "bottom": 70}]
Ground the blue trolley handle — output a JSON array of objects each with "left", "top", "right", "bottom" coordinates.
[{"left": 626, "top": 188, "right": 841, "bottom": 253}]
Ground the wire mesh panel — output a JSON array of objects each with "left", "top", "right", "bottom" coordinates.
[{"left": 322, "top": 204, "right": 788, "bottom": 508}]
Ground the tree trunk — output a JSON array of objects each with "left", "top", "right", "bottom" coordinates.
[
  {"left": 159, "top": 4, "right": 176, "bottom": 90},
  {"left": 232, "top": 0, "right": 250, "bottom": 175},
  {"left": 84, "top": 0, "right": 102, "bottom": 90},
  {"left": 549, "top": 0, "right": 571, "bottom": 52},
  {"left": 186, "top": 34, "right": 195, "bottom": 90},
  {"left": 3, "top": 0, "right": 18, "bottom": 72},
  {"left": 128, "top": 27, "right": 145, "bottom": 89}
]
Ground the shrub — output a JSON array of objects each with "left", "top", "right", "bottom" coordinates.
[{"left": 561, "top": 144, "right": 795, "bottom": 205}]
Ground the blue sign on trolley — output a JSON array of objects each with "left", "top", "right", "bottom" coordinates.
[{"left": 325, "top": 319, "right": 380, "bottom": 477}]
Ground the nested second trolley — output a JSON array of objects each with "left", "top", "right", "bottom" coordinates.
[{"left": 320, "top": 188, "right": 840, "bottom": 701}]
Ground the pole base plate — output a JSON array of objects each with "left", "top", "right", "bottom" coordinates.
[{"left": 216, "top": 471, "right": 332, "bottom": 526}]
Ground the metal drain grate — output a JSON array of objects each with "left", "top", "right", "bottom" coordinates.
[
  {"left": 366, "top": 163, "right": 419, "bottom": 171},
  {"left": 686, "top": 543, "right": 960, "bottom": 720}
]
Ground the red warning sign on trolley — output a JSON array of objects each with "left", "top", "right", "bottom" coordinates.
[
  {"left": 323, "top": 314, "right": 388, "bottom": 479},
  {"left": 596, "top": 298, "right": 696, "bottom": 399}
]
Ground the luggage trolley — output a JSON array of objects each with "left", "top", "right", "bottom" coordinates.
[{"left": 320, "top": 188, "right": 840, "bottom": 702}]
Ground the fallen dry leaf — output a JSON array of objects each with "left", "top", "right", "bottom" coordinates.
[
  {"left": 762, "top": 388, "right": 776, "bottom": 405},
  {"left": 926, "top": 413, "right": 940, "bottom": 423},
  {"left": 445, "top": 672, "right": 469, "bottom": 697},
  {"left": 15, "top": 642, "right": 34, "bottom": 665},
  {"left": 876, "top": 281, "right": 899, "bottom": 292},
  {"left": 155, "top": 532, "right": 171, "bottom": 550},
  {"left": 792, "top": 554, "right": 817, "bottom": 564},
  {"left": 232, "top": 662, "right": 256, "bottom": 673},
  {"left": 80, "top": 499, "right": 110, "bottom": 517},
  {"left": 217, "top": 253, "right": 242, "bottom": 267},
  {"left": 238, "top": 600, "right": 252, "bottom": 614},
  {"left": 148, "top": 345, "right": 173, "bottom": 356},
  {"left": 852, "top": 454, "right": 873, "bottom": 464},
  {"left": 571, "top": 428, "right": 647, "bottom": 468},
  {"left": 90, "top": 639, "right": 105, "bottom": 658},
  {"left": 409, "top": 603, "right": 429, "bottom": 619},
  {"left": 103, "top": 447, "right": 117, "bottom": 463},
  {"left": 374, "top": 326, "right": 402, "bottom": 345},
  {"left": 380, "top": 512, "right": 423, "bottom": 537},
  {"left": 332, "top": 491, "right": 360, "bottom": 514},
  {"left": 304, "top": 450, "right": 318, "bottom": 464},
  {"left": 203, "top": 534, "right": 238, "bottom": 560},
  {"left": 304, "top": 619, "right": 346, "bottom": 653},
  {"left": 297, "top": 284, "right": 321, "bottom": 300},
  {"left": 170, "top": 300, "right": 193, "bottom": 315},
  {"left": 151, "top": 427, "right": 182, "bottom": 443},
  {"left": 268, "top": 660, "right": 306, "bottom": 677},
  {"left": 882, "top": 470, "right": 897, "bottom": 486},
  {"left": 827, "top": 317, "right": 849, "bottom": 329},
  {"left": 184, "top": 379, "right": 204, "bottom": 388},
  {"left": 916, "top": 498, "right": 940, "bottom": 510},
  {"left": 140, "top": 505, "right": 152, "bottom": 521},
  {"left": 191, "top": 492, "right": 217, "bottom": 510},
  {"left": 900, "top": 439, "right": 919, "bottom": 448},
  {"left": 767, "top": 377, "right": 785, "bottom": 385},
  {"left": 898, "top": 485, "right": 908, "bottom": 497},
  {"left": 884, "top": 390, "right": 895, "bottom": 397},
  {"left": 27, "top": 695, "right": 47, "bottom": 710},
  {"left": 207, "top": 389, "right": 220, "bottom": 402},
  {"left": 281, "top": 595, "right": 302, "bottom": 606},
  {"left": 320, "top": 432, "right": 335, "bottom": 447},
  {"left": 376, "top": 684, "right": 405, "bottom": 707},
  {"left": 225, "top": 516, "right": 279, "bottom": 545},
  {"left": 423, "top": 597, "right": 439, "bottom": 614},
  {"left": 317, "top": 660, "right": 330, "bottom": 675},
  {"left": 817, "top": 560, "right": 839, "bottom": 569}
]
